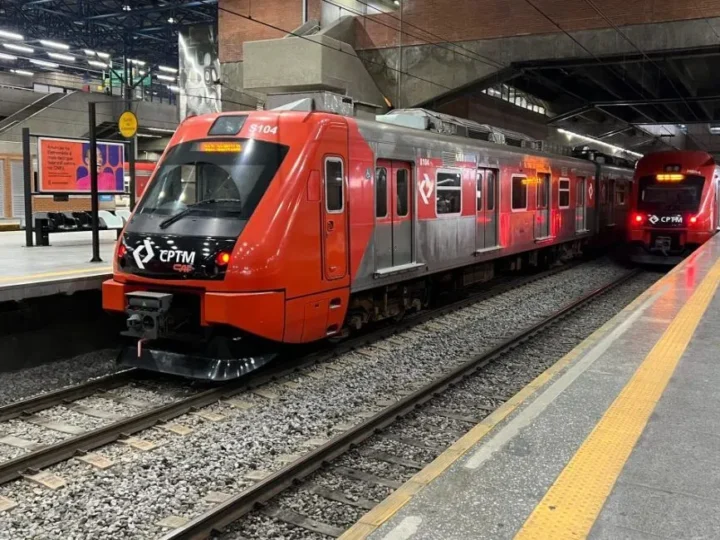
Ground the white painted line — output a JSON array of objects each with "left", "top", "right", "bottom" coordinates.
[{"left": 463, "top": 289, "right": 665, "bottom": 470}]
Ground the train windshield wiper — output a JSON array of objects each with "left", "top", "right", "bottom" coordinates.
[{"left": 158, "top": 198, "right": 243, "bottom": 229}]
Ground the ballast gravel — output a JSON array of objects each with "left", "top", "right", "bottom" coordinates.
[{"left": 0, "top": 261, "right": 658, "bottom": 539}]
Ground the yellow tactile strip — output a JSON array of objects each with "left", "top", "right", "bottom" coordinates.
[
  {"left": 514, "top": 255, "right": 720, "bottom": 540},
  {"left": 338, "top": 258, "right": 681, "bottom": 540}
]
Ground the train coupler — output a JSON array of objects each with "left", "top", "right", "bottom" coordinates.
[{"left": 122, "top": 291, "right": 173, "bottom": 340}]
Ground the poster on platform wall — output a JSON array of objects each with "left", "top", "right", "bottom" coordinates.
[
  {"left": 37, "top": 137, "right": 126, "bottom": 193},
  {"left": 178, "top": 24, "right": 222, "bottom": 121}
]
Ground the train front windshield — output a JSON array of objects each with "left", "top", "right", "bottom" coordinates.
[
  {"left": 637, "top": 175, "right": 705, "bottom": 212},
  {"left": 135, "top": 139, "right": 289, "bottom": 221}
]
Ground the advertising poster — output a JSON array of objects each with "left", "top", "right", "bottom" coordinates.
[
  {"left": 178, "top": 24, "right": 221, "bottom": 121},
  {"left": 38, "top": 137, "right": 126, "bottom": 193}
]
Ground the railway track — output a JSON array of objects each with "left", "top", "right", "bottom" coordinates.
[
  {"left": 0, "top": 259, "right": 590, "bottom": 490},
  {"left": 160, "top": 268, "right": 641, "bottom": 540}
]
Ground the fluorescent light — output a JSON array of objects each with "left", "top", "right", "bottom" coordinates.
[
  {"left": 47, "top": 52, "right": 75, "bottom": 62},
  {"left": 156, "top": 74, "right": 175, "bottom": 82},
  {"left": 147, "top": 127, "right": 175, "bottom": 133},
  {"left": 0, "top": 30, "right": 23, "bottom": 40},
  {"left": 136, "top": 133, "right": 162, "bottom": 138},
  {"left": 167, "top": 85, "right": 180, "bottom": 92},
  {"left": 40, "top": 39, "right": 70, "bottom": 50},
  {"left": 167, "top": 17, "right": 177, "bottom": 23},
  {"left": 158, "top": 65, "right": 178, "bottom": 73},
  {"left": 0, "top": 53, "right": 17, "bottom": 61},
  {"left": 88, "top": 60, "right": 108, "bottom": 68},
  {"left": 557, "top": 128, "right": 643, "bottom": 158},
  {"left": 97, "top": 51, "right": 110, "bottom": 59},
  {"left": 30, "top": 59, "right": 59, "bottom": 68},
  {"left": 129, "top": 59, "right": 145, "bottom": 66},
  {"left": 84, "top": 49, "right": 96, "bottom": 56},
  {"left": 3, "top": 43, "right": 33, "bottom": 54},
  {"left": 12, "top": 69, "right": 33, "bottom": 76}
]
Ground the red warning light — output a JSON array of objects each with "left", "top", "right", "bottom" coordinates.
[
  {"left": 690, "top": 216, "right": 698, "bottom": 224},
  {"left": 633, "top": 213, "right": 645, "bottom": 224},
  {"left": 215, "top": 251, "right": 231, "bottom": 266},
  {"left": 117, "top": 243, "right": 127, "bottom": 259}
]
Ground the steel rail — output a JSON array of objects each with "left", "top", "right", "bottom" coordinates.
[
  {"left": 162, "top": 268, "right": 640, "bottom": 540},
  {"left": 0, "top": 259, "right": 591, "bottom": 487},
  {"left": 0, "top": 369, "right": 137, "bottom": 422}
]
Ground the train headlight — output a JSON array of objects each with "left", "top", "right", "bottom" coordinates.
[{"left": 215, "top": 251, "right": 231, "bottom": 266}]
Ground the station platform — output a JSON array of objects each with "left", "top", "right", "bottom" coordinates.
[
  {"left": 343, "top": 234, "right": 720, "bottom": 540},
  {"left": 0, "top": 230, "right": 114, "bottom": 302}
]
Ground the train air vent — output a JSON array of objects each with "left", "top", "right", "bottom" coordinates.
[{"left": 442, "top": 152, "right": 458, "bottom": 167}]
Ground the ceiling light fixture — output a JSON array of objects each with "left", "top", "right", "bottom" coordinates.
[
  {"left": 129, "top": 58, "right": 146, "bottom": 66},
  {"left": 40, "top": 39, "right": 70, "bottom": 50},
  {"left": 0, "top": 52, "right": 17, "bottom": 61},
  {"left": 3, "top": 43, "right": 33, "bottom": 54},
  {"left": 167, "top": 17, "right": 177, "bottom": 23},
  {"left": 30, "top": 59, "right": 59, "bottom": 68},
  {"left": 84, "top": 49, "right": 96, "bottom": 56},
  {"left": 156, "top": 74, "right": 176, "bottom": 82},
  {"left": 147, "top": 127, "right": 175, "bottom": 133},
  {"left": 88, "top": 60, "right": 108, "bottom": 68},
  {"left": 96, "top": 51, "right": 110, "bottom": 59},
  {"left": 47, "top": 52, "right": 74, "bottom": 62},
  {"left": 557, "top": 128, "right": 643, "bottom": 158},
  {"left": 11, "top": 69, "right": 33, "bottom": 76},
  {"left": 0, "top": 30, "right": 23, "bottom": 40},
  {"left": 167, "top": 85, "right": 180, "bottom": 92},
  {"left": 158, "top": 65, "right": 178, "bottom": 73}
]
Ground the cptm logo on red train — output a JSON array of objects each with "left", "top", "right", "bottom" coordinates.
[{"left": 132, "top": 239, "right": 196, "bottom": 272}]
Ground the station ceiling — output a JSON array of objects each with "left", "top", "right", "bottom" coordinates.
[
  {"left": 427, "top": 44, "right": 720, "bottom": 156},
  {"left": 0, "top": 0, "right": 217, "bottom": 70}
]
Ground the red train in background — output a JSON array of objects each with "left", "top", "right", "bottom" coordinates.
[
  {"left": 102, "top": 109, "right": 634, "bottom": 380},
  {"left": 627, "top": 151, "right": 719, "bottom": 264}
]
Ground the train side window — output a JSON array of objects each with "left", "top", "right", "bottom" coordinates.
[
  {"left": 559, "top": 178, "right": 570, "bottom": 208},
  {"left": 436, "top": 171, "right": 462, "bottom": 215},
  {"left": 486, "top": 170, "right": 495, "bottom": 211},
  {"left": 376, "top": 167, "right": 388, "bottom": 218},
  {"left": 616, "top": 183, "right": 626, "bottom": 205},
  {"left": 537, "top": 173, "right": 549, "bottom": 208},
  {"left": 396, "top": 169, "right": 409, "bottom": 217},
  {"left": 325, "top": 157, "right": 344, "bottom": 213},
  {"left": 512, "top": 175, "right": 527, "bottom": 210},
  {"left": 476, "top": 170, "right": 483, "bottom": 211}
]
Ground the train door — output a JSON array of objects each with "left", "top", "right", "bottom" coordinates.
[
  {"left": 375, "top": 159, "right": 413, "bottom": 269},
  {"left": 534, "top": 173, "right": 550, "bottom": 239},
  {"left": 322, "top": 154, "right": 348, "bottom": 281},
  {"left": 576, "top": 176, "right": 587, "bottom": 232},
  {"left": 476, "top": 168, "right": 499, "bottom": 250},
  {"left": 391, "top": 162, "right": 413, "bottom": 266}
]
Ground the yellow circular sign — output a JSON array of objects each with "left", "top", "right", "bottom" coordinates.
[{"left": 118, "top": 110, "right": 138, "bottom": 138}]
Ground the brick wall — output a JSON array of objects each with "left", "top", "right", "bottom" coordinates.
[
  {"left": 219, "top": 0, "right": 304, "bottom": 62},
  {"left": 353, "top": 0, "right": 720, "bottom": 49}
]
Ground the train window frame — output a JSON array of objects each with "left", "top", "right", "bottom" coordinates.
[
  {"left": 536, "top": 173, "right": 550, "bottom": 209},
  {"left": 511, "top": 174, "right": 528, "bottom": 211},
  {"left": 375, "top": 166, "right": 388, "bottom": 219},
  {"left": 396, "top": 168, "right": 409, "bottom": 217},
  {"left": 559, "top": 178, "right": 571, "bottom": 209},
  {"left": 476, "top": 170, "right": 483, "bottom": 212},
  {"left": 324, "top": 156, "right": 344, "bottom": 214},
  {"left": 616, "top": 182, "right": 627, "bottom": 206},
  {"left": 436, "top": 169, "right": 463, "bottom": 216},
  {"left": 486, "top": 170, "right": 496, "bottom": 211}
]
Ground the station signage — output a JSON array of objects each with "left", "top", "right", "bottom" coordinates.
[{"left": 38, "top": 137, "right": 126, "bottom": 193}]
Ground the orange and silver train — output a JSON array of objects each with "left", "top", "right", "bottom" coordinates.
[
  {"left": 627, "top": 151, "right": 719, "bottom": 264},
  {"left": 102, "top": 110, "right": 634, "bottom": 379}
]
